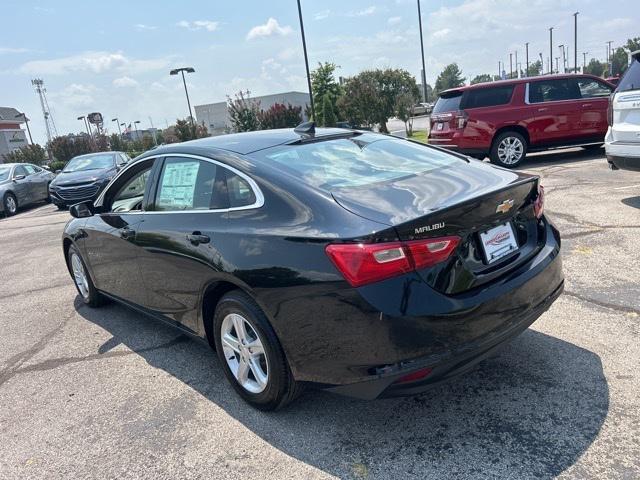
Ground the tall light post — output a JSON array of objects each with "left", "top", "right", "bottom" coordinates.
[
  {"left": 134, "top": 120, "right": 141, "bottom": 141},
  {"left": 296, "top": 0, "right": 315, "bottom": 121},
  {"left": 77, "top": 115, "right": 90, "bottom": 136},
  {"left": 417, "top": 0, "right": 428, "bottom": 103},
  {"left": 170, "top": 67, "right": 195, "bottom": 130},
  {"left": 582, "top": 51, "right": 588, "bottom": 71},
  {"left": 15, "top": 113, "right": 33, "bottom": 144},
  {"left": 606, "top": 41, "right": 613, "bottom": 76},
  {"left": 555, "top": 57, "right": 559, "bottom": 74},
  {"left": 525, "top": 43, "right": 529, "bottom": 77},
  {"left": 111, "top": 118, "right": 122, "bottom": 136},
  {"left": 573, "top": 12, "right": 579, "bottom": 73},
  {"left": 549, "top": 27, "right": 554, "bottom": 74},
  {"left": 509, "top": 53, "right": 513, "bottom": 79},
  {"left": 559, "top": 45, "right": 566, "bottom": 73},
  {"left": 498, "top": 61, "right": 501, "bottom": 80},
  {"left": 539, "top": 52, "right": 544, "bottom": 74},
  {"left": 515, "top": 50, "right": 518, "bottom": 78}
]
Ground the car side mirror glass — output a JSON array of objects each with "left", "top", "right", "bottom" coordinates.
[
  {"left": 13, "top": 174, "right": 26, "bottom": 181},
  {"left": 69, "top": 201, "right": 94, "bottom": 218}
]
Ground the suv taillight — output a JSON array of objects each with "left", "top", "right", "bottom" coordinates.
[
  {"left": 325, "top": 236, "right": 460, "bottom": 287},
  {"left": 455, "top": 110, "right": 468, "bottom": 129},
  {"left": 607, "top": 93, "right": 614, "bottom": 126}
]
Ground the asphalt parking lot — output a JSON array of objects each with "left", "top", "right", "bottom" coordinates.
[{"left": 0, "top": 148, "right": 639, "bottom": 479}]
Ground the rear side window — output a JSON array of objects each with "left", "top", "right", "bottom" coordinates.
[
  {"left": 433, "top": 92, "right": 463, "bottom": 113},
  {"left": 575, "top": 78, "right": 611, "bottom": 98},
  {"left": 226, "top": 171, "right": 256, "bottom": 208},
  {"left": 617, "top": 59, "right": 640, "bottom": 92},
  {"left": 462, "top": 85, "right": 514, "bottom": 109},
  {"left": 251, "top": 137, "right": 459, "bottom": 189},
  {"left": 528, "top": 79, "right": 580, "bottom": 103}
]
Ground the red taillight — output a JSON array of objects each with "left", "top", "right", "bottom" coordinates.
[
  {"left": 394, "top": 367, "right": 433, "bottom": 384},
  {"left": 455, "top": 110, "right": 468, "bottom": 129},
  {"left": 534, "top": 184, "right": 544, "bottom": 219},
  {"left": 325, "top": 236, "right": 460, "bottom": 287}
]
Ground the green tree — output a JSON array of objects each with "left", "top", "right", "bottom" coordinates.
[
  {"left": 584, "top": 58, "right": 607, "bottom": 76},
  {"left": 311, "top": 62, "right": 342, "bottom": 125},
  {"left": 321, "top": 96, "right": 336, "bottom": 127},
  {"left": 257, "top": 103, "right": 302, "bottom": 129},
  {"left": 48, "top": 134, "right": 93, "bottom": 163},
  {"left": 109, "top": 133, "right": 124, "bottom": 151},
  {"left": 337, "top": 74, "right": 379, "bottom": 128},
  {"left": 471, "top": 74, "right": 493, "bottom": 85},
  {"left": 2, "top": 144, "right": 47, "bottom": 165},
  {"left": 174, "top": 119, "right": 194, "bottom": 141},
  {"left": 610, "top": 39, "right": 640, "bottom": 77},
  {"left": 394, "top": 92, "right": 415, "bottom": 137},
  {"left": 435, "top": 64, "right": 465, "bottom": 93},
  {"left": 526, "top": 60, "right": 543, "bottom": 77},
  {"left": 227, "top": 90, "right": 261, "bottom": 132}
]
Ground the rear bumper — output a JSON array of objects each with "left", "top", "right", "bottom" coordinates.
[
  {"left": 428, "top": 136, "right": 488, "bottom": 156},
  {"left": 605, "top": 132, "right": 640, "bottom": 171}
]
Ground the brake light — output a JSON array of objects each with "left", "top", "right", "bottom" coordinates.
[
  {"left": 325, "top": 236, "right": 460, "bottom": 287},
  {"left": 455, "top": 110, "right": 468, "bottom": 129},
  {"left": 534, "top": 184, "right": 544, "bottom": 219},
  {"left": 394, "top": 367, "right": 433, "bottom": 384}
]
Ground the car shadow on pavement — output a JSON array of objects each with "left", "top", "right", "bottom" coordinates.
[
  {"left": 76, "top": 298, "right": 608, "bottom": 479},
  {"left": 621, "top": 196, "right": 640, "bottom": 209},
  {"left": 524, "top": 147, "right": 605, "bottom": 168}
]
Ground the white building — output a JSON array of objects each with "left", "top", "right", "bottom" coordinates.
[
  {"left": 0, "top": 107, "right": 28, "bottom": 161},
  {"left": 194, "top": 91, "right": 310, "bottom": 136}
]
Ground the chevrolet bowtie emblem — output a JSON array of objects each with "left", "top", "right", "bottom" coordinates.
[{"left": 496, "top": 199, "right": 514, "bottom": 214}]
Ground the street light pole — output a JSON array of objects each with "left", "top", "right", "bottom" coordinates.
[
  {"left": 515, "top": 50, "right": 518, "bottom": 78},
  {"left": 549, "top": 27, "right": 553, "bottom": 74},
  {"left": 134, "top": 120, "right": 140, "bottom": 141},
  {"left": 77, "top": 116, "right": 90, "bottom": 136},
  {"left": 606, "top": 41, "right": 613, "bottom": 76},
  {"left": 559, "top": 45, "right": 566, "bottom": 73},
  {"left": 509, "top": 53, "right": 513, "bottom": 79},
  {"left": 296, "top": 0, "right": 315, "bottom": 121},
  {"left": 573, "top": 12, "right": 579, "bottom": 74},
  {"left": 111, "top": 118, "right": 122, "bottom": 136},
  {"left": 15, "top": 113, "right": 33, "bottom": 144},
  {"left": 582, "top": 51, "right": 588, "bottom": 71},
  {"left": 525, "top": 43, "right": 529, "bottom": 77},
  {"left": 555, "top": 57, "right": 559, "bottom": 74},
  {"left": 169, "top": 67, "right": 196, "bottom": 130},
  {"left": 417, "top": 0, "right": 428, "bottom": 103}
]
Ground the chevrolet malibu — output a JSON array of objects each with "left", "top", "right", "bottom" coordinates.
[{"left": 62, "top": 125, "right": 563, "bottom": 410}]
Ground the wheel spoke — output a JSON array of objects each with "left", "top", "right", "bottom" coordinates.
[
  {"left": 232, "top": 315, "right": 248, "bottom": 344},
  {"left": 222, "top": 332, "right": 241, "bottom": 353},
  {"left": 245, "top": 339, "right": 264, "bottom": 356},
  {"left": 249, "top": 357, "right": 268, "bottom": 388},
  {"left": 237, "top": 357, "right": 250, "bottom": 384}
]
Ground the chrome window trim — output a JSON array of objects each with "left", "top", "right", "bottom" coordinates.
[{"left": 95, "top": 152, "right": 264, "bottom": 214}]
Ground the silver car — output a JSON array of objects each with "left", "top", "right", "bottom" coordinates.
[{"left": 0, "top": 163, "right": 55, "bottom": 216}]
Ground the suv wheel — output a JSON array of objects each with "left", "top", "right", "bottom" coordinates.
[
  {"left": 490, "top": 131, "right": 527, "bottom": 168},
  {"left": 213, "top": 290, "right": 302, "bottom": 410}
]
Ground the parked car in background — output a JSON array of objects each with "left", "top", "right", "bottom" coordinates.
[
  {"left": 412, "top": 102, "right": 433, "bottom": 116},
  {"left": 0, "top": 163, "right": 54, "bottom": 216},
  {"left": 605, "top": 76, "right": 620, "bottom": 87},
  {"left": 62, "top": 126, "right": 562, "bottom": 410},
  {"left": 429, "top": 74, "right": 614, "bottom": 167},
  {"left": 606, "top": 50, "right": 640, "bottom": 171},
  {"left": 49, "top": 151, "right": 129, "bottom": 209}
]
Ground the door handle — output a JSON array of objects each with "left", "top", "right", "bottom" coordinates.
[
  {"left": 120, "top": 227, "right": 136, "bottom": 240},
  {"left": 581, "top": 103, "right": 592, "bottom": 108},
  {"left": 537, "top": 107, "right": 548, "bottom": 112},
  {"left": 186, "top": 232, "right": 210, "bottom": 245}
]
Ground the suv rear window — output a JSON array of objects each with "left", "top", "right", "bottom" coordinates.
[
  {"left": 433, "top": 92, "right": 463, "bottom": 114},
  {"left": 617, "top": 58, "right": 640, "bottom": 92},
  {"left": 461, "top": 85, "right": 514, "bottom": 109}
]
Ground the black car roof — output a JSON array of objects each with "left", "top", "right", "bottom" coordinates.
[{"left": 147, "top": 127, "right": 357, "bottom": 155}]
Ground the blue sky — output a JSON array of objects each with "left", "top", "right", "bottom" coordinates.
[{"left": 1, "top": 0, "right": 638, "bottom": 143}]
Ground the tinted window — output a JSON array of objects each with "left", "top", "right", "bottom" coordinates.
[
  {"left": 528, "top": 79, "right": 580, "bottom": 103},
  {"left": 226, "top": 171, "right": 256, "bottom": 208},
  {"left": 155, "top": 158, "right": 225, "bottom": 211},
  {"left": 14, "top": 165, "right": 28, "bottom": 177},
  {"left": 617, "top": 59, "right": 640, "bottom": 92},
  {"left": 111, "top": 167, "right": 152, "bottom": 212},
  {"left": 433, "top": 92, "right": 463, "bottom": 113},
  {"left": 251, "top": 137, "right": 459, "bottom": 189},
  {"left": 576, "top": 78, "right": 612, "bottom": 98},
  {"left": 0, "top": 167, "right": 11, "bottom": 182},
  {"left": 462, "top": 85, "right": 514, "bottom": 109}
]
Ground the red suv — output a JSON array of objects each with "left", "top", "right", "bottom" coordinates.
[{"left": 428, "top": 74, "right": 614, "bottom": 168}]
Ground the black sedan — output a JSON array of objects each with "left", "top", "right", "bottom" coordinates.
[
  {"left": 49, "top": 151, "right": 129, "bottom": 208},
  {"left": 62, "top": 125, "right": 563, "bottom": 410}
]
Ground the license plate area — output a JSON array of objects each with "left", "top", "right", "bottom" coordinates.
[
  {"left": 436, "top": 122, "right": 444, "bottom": 131},
  {"left": 479, "top": 222, "right": 518, "bottom": 264}
]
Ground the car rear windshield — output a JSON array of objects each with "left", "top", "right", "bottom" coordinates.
[
  {"left": 461, "top": 85, "right": 514, "bottom": 109},
  {"left": 617, "top": 59, "right": 640, "bottom": 92},
  {"left": 251, "top": 137, "right": 460, "bottom": 189},
  {"left": 433, "top": 92, "right": 463, "bottom": 114}
]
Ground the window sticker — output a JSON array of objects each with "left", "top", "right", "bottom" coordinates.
[{"left": 158, "top": 161, "right": 200, "bottom": 209}]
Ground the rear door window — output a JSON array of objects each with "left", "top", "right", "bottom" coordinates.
[
  {"left": 575, "top": 78, "right": 612, "bottom": 98},
  {"left": 617, "top": 59, "right": 640, "bottom": 92},
  {"left": 528, "top": 79, "right": 580, "bottom": 103},
  {"left": 433, "top": 92, "right": 463, "bottom": 113},
  {"left": 462, "top": 85, "right": 515, "bottom": 109}
]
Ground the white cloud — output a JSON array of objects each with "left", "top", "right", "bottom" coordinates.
[
  {"left": 600, "top": 18, "right": 632, "bottom": 30},
  {"left": 347, "top": 6, "right": 377, "bottom": 17},
  {"left": 18, "top": 51, "right": 171, "bottom": 75},
  {"left": 134, "top": 24, "right": 157, "bottom": 31},
  {"left": 388, "top": 16, "right": 402, "bottom": 25},
  {"left": 314, "top": 10, "right": 330, "bottom": 20},
  {"left": 48, "top": 83, "right": 99, "bottom": 107},
  {"left": 246, "top": 18, "right": 293, "bottom": 40},
  {"left": 277, "top": 47, "right": 299, "bottom": 61},
  {"left": 113, "top": 76, "right": 139, "bottom": 87},
  {"left": 177, "top": 20, "right": 219, "bottom": 32},
  {"left": 0, "top": 47, "right": 29, "bottom": 54},
  {"left": 432, "top": 28, "right": 451, "bottom": 40}
]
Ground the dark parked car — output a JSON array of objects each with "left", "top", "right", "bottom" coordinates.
[
  {"left": 62, "top": 126, "right": 563, "bottom": 410},
  {"left": 428, "top": 74, "right": 614, "bottom": 167},
  {"left": 0, "top": 163, "right": 55, "bottom": 216},
  {"left": 49, "top": 151, "right": 130, "bottom": 209}
]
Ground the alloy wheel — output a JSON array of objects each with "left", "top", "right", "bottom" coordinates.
[
  {"left": 497, "top": 136, "right": 524, "bottom": 165},
  {"left": 71, "top": 253, "right": 90, "bottom": 299},
  {"left": 220, "top": 313, "right": 269, "bottom": 394},
  {"left": 6, "top": 196, "right": 17, "bottom": 214}
]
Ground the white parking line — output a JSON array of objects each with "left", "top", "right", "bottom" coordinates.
[{"left": 613, "top": 184, "right": 640, "bottom": 190}]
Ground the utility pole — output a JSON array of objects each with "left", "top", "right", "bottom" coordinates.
[
  {"left": 573, "top": 12, "right": 579, "bottom": 74},
  {"left": 31, "top": 79, "right": 56, "bottom": 146},
  {"left": 525, "top": 43, "right": 529, "bottom": 77},
  {"left": 296, "top": 0, "right": 315, "bottom": 121},
  {"left": 15, "top": 113, "right": 33, "bottom": 144},
  {"left": 417, "top": 0, "right": 428, "bottom": 103},
  {"left": 549, "top": 28, "right": 553, "bottom": 74},
  {"left": 606, "top": 41, "right": 613, "bottom": 76}
]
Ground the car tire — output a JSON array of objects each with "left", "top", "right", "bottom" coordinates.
[
  {"left": 3, "top": 193, "right": 18, "bottom": 217},
  {"left": 67, "top": 245, "right": 104, "bottom": 308},
  {"left": 56, "top": 204, "right": 67, "bottom": 210},
  {"left": 490, "top": 131, "right": 528, "bottom": 168},
  {"left": 213, "top": 290, "right": 302, "bottom": 410}
]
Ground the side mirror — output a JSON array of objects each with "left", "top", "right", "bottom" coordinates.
[
  {"left": 13, "top": 174, "right": 26, "bottom": 181},
  {"left": 69, "top": 201, "right": 94, "bottom": 218}
]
